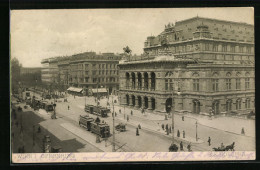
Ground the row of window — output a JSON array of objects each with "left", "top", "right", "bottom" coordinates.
[
  {"left": 147, "top": 44, "right": 253, "bottom": 54},
  {"left": 92, "top": 77, "right": 116, "bottom": 83},
  {"left": 164, "top": 78, "right": 252, "bottom": 92},
  {"left": 194, "top": 78, "right": 251, "bottom": 92},
  {"left": 90, "top": 70, "right": 118, "bottom": 76},
  {"left": 227, "top": 98, "right": 252, "bottom": 110},
  {"left": 69, "top": 63, "right": 118, "bottom": 70},
  {"left": 69, "top": 77, "right": 117, "bottom": 83}
]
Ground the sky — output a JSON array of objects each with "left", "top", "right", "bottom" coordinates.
[{"left": 11, "top": 7, "right": 254, "bottom": 67}]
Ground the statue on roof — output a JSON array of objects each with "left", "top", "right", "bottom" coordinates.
[{"left": 123, "top": 46, "right": 132, "bottom": 55}]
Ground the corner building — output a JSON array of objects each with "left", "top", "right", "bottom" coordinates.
[
  {"left": 41, "top": 52, "right": 122, "bottom": 95},
  {"left": 118, "top": 16, "right": 255, "bottom": 115}
]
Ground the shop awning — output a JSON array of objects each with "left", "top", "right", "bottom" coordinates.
[
  {"left": 92, "top": 88, "right": 107, "bottom": 93},
  {"left": 67, "top": 87, "right": 83, "bottom": 93}
]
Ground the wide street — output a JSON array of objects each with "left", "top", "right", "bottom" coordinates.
[{"left": 11, "top": 91, "right": 255, "bottom": 152}]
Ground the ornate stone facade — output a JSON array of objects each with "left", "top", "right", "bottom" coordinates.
[{"left": 118, "top": 17, "right": 255, "bottom": 115}]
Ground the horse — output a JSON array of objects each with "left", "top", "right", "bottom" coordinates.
[{"left": 225, "top": 142, "right": 235, "bottom": 151}]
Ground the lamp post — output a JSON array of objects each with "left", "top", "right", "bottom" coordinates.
[
  {"left": 96, "top": 82, "right": 99, "bottom": 107},
  {"left": 32, "top": 125, "right": 35, "bottom": 152},
  {"left": 196, "top": 121, "right": 198, "bottom": 142},
  {"left": 112, "top": 95, "right": 116, "bottom": 152}
]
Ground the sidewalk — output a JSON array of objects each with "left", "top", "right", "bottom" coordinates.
[
  {"left": 183, "top": 113, "right": 255, "bottom": 138},
  {"left": 116, "top": 115, "right": 204, "bottom": 144}
]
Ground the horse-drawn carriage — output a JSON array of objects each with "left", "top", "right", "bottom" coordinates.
[
  {"left": 213, "top": 142, "right": 235, "bottom": 151},
  {"left": 115, "top": 123, "right": 126, "bottom": 132}
]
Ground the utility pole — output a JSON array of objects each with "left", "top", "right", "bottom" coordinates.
[{"left": 112, "top": 95, "right": 116, "bottom": 152}]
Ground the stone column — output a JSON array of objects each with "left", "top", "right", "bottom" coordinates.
[
  {"left": 147, "top": 97, "right": 153, "bottom": 110},
  {"left": 129, "top": 74, "right": 132, "bottom": 90},
  {"left": 142, "top": 96, "right": 146, "bottom": 109},
  {"left": 135, "top": 73, "right": 138, "bottom": 90},
  {"left": 141, "top": 72, "right": 145, "bottom": 90},
  {"left": 148, "top": 77, "right": 152, "bottom": 91},
  {"left": 129, "top": 95, "right": 133, "bottom": 106},
  {"left": 135, "top": 97, "right": 139, "bottom": 108}
]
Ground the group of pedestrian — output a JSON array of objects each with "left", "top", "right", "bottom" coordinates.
[
  {"left": 179, "top": 142, "right": 192, "bottom": 151},
  {"left": 161, "top": 123, "right": 172, "bottom": 135},
  {"left": 177, "top": 130, "right": 185, "bottom": 138}
]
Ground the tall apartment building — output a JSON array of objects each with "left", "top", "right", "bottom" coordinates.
[
  {"left": 118, "top": 16, "right": 255, "bottom": 115},
  {"left": 41, "top": 57, "right": 59, "bottom": 84},
  {"left": 42, "top": 52, "right": 122, "bottom": 95}
]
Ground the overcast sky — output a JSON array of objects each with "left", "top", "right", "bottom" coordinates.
[{"left": 11, "top": 7, "right": 254, "bottom": 67}]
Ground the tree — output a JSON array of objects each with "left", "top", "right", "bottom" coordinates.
[{"left": 11, "top": 57, "right": 22, "bottom": 91}]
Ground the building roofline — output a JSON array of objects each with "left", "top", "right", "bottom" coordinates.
[{"left": 176, "top": 16, "right": 253, "bottom": 27}]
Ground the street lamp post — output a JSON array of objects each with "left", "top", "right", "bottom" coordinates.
[
  {"left": 112, "top": 95, "right": 116, "bottom": 152},
  {"left": 196, "top": 121, "right": 198, "bottom": 142},
  {"left": 171, "top": 90, "right": 174, "bottom": 145},
  {"left": 32, "top": 125, "right": 35, "bottom": 152}
]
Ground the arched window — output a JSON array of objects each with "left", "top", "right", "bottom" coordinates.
[
  {"left": 192, "top": 72, "right": 200, "bottom": 92},
  {"left": 226, "top": 99, "right": 232, "bottom": 112},
  {"left": 236, "top": 99, "right": 242, "bottom": 110},
  {"left": 212, "top": 72, "right": 219, "bottom": 92},
  {"left": 193, "top": 100, "right": 200, "bottom": 114},
  {"left": 226, "top": 72, "right": 231, "bottom": 90},
  {"left": 245, "top": 98, "right": 250, "bottom": 109}
]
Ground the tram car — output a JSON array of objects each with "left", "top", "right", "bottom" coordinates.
[
  {"left": 45, "top": 104, "right": 54, "bottom": 112},
  {"left": 79, "top": 115, "right": 94, "bottom": 131},
  {"left": 32, "top": 99, "right": 41, "bottom": 110},
  {"left": 40, "top": 101, "right": 48, "bottom": 109},
  {"left": 90, "top": 121, "right": 110, "bottom": 138},
  {"left": 84, "top": 104, "right": 110, "bottom": 117}
]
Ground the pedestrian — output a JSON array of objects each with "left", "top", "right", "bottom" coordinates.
[
  {"left": 138, "top": 124, "right": 141, "bottom": 129},
  {"left": 119, "top": 109, "right": 121, "bottom": 114},
  {"left": 241, "top": 127, "right": 245, "bottom": 135},
  {"left": 182, "top": 116, "right": 184, "bottom": 121},
  {"left": 38, "top": 126, "right": 41, "bottom": 133},
  {"left": 177, "top": 130, "right": 180, "bottom": 137},
  {"left": 127, "top": 115, "right": 129, "bottom": 122},
  {"left": 115, "top": 112, "right": 117, "bottom": 117},
  {"left": 165, "top": 124, "right": 168, "bottom": 132},
  {"left": 187, "top": 143, "right": 191, "bottom": 152},
  {"left": 136, "top": 128, "right": 139, "bottom": 136},
  {"left": 183, "top": 130, "right": 185, "bottom": 138},
  {"left": 169, "top": 126, "right": 171, "bottom": 133},
  {"left": 68, "top": 105, "right": 70, "bottom": 110},
  {"left": 131, "top": 110, "right": 133, "bottom": 116},
  {"left": 162, "top": 124, "right": 164, "bottom": 130},
  {"left": 166, "top": 128, "right": 169, "bottom": 135},
  {"left": 208, "top": 137, "right": 211, "bottom": 146},
  {"left": 180, "top": 141, "right": 183, "bottom": 151}
]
